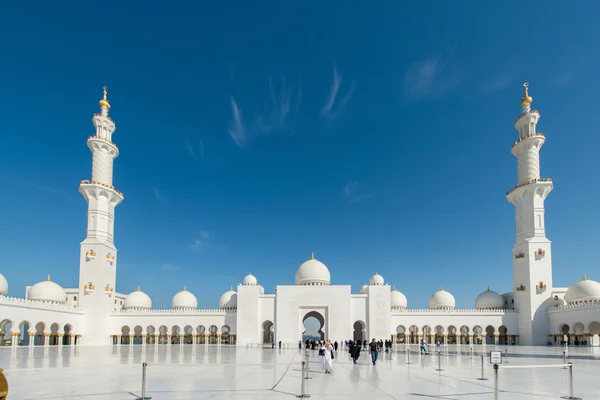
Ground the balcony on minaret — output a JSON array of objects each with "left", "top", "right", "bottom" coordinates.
[
  {"left": 80, "top": 180, "right": 124, "bottom": 197},
  {"left": 85, "top": 250, "right": 97, "bottom": 261},
  {"left": 106, "top": 253, "right": 115, "bottom": 265},
  {"left": 84, "top": 282, "right": 95, "bottom": 294},
  {"left": 512, "top": 132, "right": 545, "bottom": 148},
  {"left": 104, "top": 285, "right": 114, "bottom": 297},
  {"left": 506, "top": 177, "right": 553, "bottom": 196}
]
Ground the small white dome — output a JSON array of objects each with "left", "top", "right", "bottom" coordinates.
[
  {"left": 428, "top": 286, "right": 456, "bottom": 310},
  {"left": 172, "top": 287, "right": 198, "bottom": 310},
  {"left": 295, "top": 253, "right": 331, "bottom": 286},
  {"left": 0, "top": 273, "right": 8, "bottom": 295},
  {"left": 28, "top": 276, "right": 66, "bottom": 303},
  {"left": 370, "top": 273, "right": 384, "bottom": 286},
  {"left": 219, "top": 288, "right": 237, "bottom": 309},
  {"left": 565, "top": 275, "right": 600, "bottom": 303},
  {"left": 124, "top": 287, "right": 152, "bottom": 310},
  {"left": 391, "top": 287, "right": 407, "bottom": 309},
  {"left": 258, "top": 285, "right": 265, "bottom": 294},
  {"left": 243, "top": 273, "right": 258, "bottom": 285},
  {"left": 475, "top": 287, "right": 504, "bottom": 309},
  {"left": 360, "top": 284, "right": 369, "bottom": 294}
]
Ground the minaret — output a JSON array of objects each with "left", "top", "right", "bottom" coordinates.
[
  {"left": 77, "top": 87, "right": 124, "bottom": 345},
  {"left": 506, "top": 83, "right": 554, "bottom": 346}
]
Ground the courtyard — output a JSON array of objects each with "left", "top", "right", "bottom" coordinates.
[{"left": 1, "top": 344, "right": 598, "bottom": 399}]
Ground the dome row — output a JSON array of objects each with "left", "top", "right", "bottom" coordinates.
[{"left": 124, "top": 273, "right": 265, "bottom": 310}]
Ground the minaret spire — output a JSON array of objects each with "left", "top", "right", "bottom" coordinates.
[
  {"left": 507, "top": 83, "right": 554, "bottom": 346},
  {"left": 99, "top": 86, "right": 110, "bottom": 116}
]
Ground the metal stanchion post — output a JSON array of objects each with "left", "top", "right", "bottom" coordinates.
[
  {"left": 562, "top": 351, "right": 568, "bottom": 369},
  {"left": 560, "top": 362, "right": 580, "bottom": 400},
  {"left": 406, "top": 347, "right": 411, "bottom": 364},
  {"left": 436, "top": 351, "right": 443, "bottom": 371},
  {"left": 477, "top": 354, "right": 488, "bottom": 380},
  {"left": 137, "top": 362, "right": 151, "bottom": 400},
  {"left": 297, "top": 360, "right": 311, "bottom": 398},
  {"left": 493, "top": 364, "right": 499, "bottom": 400},
  {"left": 470, "top": 346, "right": 473, "bottom": 360},
  {"left": 505, "top": 348, "right": 508, "bottom": 363}
]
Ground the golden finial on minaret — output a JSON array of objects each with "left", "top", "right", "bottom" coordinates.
[
  {"left": 520, "top": 82, "right": 533, "bottom": 108},
  {"left": 230, "top": 285, "right": 233, "bottom": 291},
  {"left": 487, "top": 285, "right": 490, "bottom": 291},
  {"left": 99, "top": 86, "right": 111, "bottom": 110},
  {"left": 184, "top": 286, "right": 187, "bottom": 291},
  {"left": 583, "top": 274, "right": 587, "bottom": 281},
  {"left": 137, "top": 286, "right": 140, "bottom": 291},
  {"left": 439, "top": 285, "right": 443, "bottom": 291},
  {"left": 47, "top": 275, "right": 51, "bottom": 282},
  {"left": 311, "top": 252, "right": 315, "bottom": 260}
]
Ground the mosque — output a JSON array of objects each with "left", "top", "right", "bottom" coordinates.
[{"left": 0, "top": 84, "right": 599, "bottom": 350}]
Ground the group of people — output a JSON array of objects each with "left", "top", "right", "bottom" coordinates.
[{"left": 298, "top": 338, "right": 388, "bottom": 373}]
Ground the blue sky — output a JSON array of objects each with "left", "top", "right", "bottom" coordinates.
[{"left": 1, "top": 1, "right": 599, "bottom": 310}]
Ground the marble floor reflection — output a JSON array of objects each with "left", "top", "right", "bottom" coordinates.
[{"left": 1, "top": 344, "right": 599, "bottom": 399}]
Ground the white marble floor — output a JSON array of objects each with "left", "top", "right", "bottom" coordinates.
[{"left": 1, "top": 345, "right": 599, "bottom": 399}]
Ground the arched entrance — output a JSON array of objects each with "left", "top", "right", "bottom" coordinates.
[
  {"left": 353, "top": 321, "right": 366, "bottom": 342},
  {"left": 302, "top": 311, "right": 325, "bottom": 341},
  {"left": 262, "top": 321, "right": 274, "bottom": 344}
]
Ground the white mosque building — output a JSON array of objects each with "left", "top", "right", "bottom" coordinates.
[{"left": 0, "top": 84, "right": 599, "bottom": 350}]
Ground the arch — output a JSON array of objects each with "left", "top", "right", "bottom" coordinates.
[
  {"left": 589, "top": 321, "right": 600, "bottom": 335},
  {"left": 121, "top": 325, "right": 131, "bottom": 345},
  {"left": 262, "top": 320, "right": 274, "bottom": 344},
  {"left": 183, "top": 325, "right": 193, "bottom": 344},
  {"left": 0, "top": 320, "right": 13, "bottom": 346},
  {"left": 302, "top": 311, "right": 325, "bottom": 341},
  {"left": 573, "top": 322, "right": 584, "bottom": 334},
  {"left": 353, "top": 321, "right": 366, "bottom": 343},
  {"left": 171, "top": 325, "right": 181, "bottom": 344},
  {"left": 499, "top": 325, "right": 508, "bottom": 345},
  {"left": 196, "top": 325, "right": 206, "bottom": 344},
  {"left": 146, "top": 325, "right": 156, "bottom": 345},
  {"left": 447, "top": 325, "right": 457, "bottom": 344},
  {"left": 422, "top": 325, "right": 432, "bottom": 343},
  {"left": 35, "top": 322, "right": 46, "bottom": 346},
  {"left": 408, "top": 325, "right": 418, "bottom": 344},
  {"left": 49, "top": 323, "right": 60, "bottom": 346},
  {"left": 221, "top": 325, "right": 231, "bottom": 345},
  {"left": 18, "top": 321, "right": 31, "bottom": 346},
  {"left": 158, "top": 325, "right": 168, "bottom": 345},
  {"left": 485, "top": 325, "right": 495, "bottom": 345},
  {"left": 396, "top": 325, "right": 406, "bottom": 340},
  {"left": 208, "top": 325, "right": 218, "bottom": 344},
  {"left": 459, "top": 325, "right": 469, "bottom": 344},
  {"left": 133, "top": 326, "right": 143, "bottom": 345}
]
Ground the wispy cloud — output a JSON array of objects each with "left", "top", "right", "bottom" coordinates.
[
  {"left": 152, "top": 187, "right": 162, "bottom": 202},
  {"left": 161, "top": 264, "right": 179, "bottom": 272},
  {"left": 481, "top": 75, "right": 513, "bottom": 93},
  {"left": 228, "top": 97, "right": 246, "bottom": 147},
  {"left": 16, "top": 179, "right": 76, "bottom": 199},
  {"left": 188, "top": 229, "right": 221, "bottom": 253},
  {"left": 321, "top": 64, "right": 355, "bottom": 121},
  {"left": 343, "top": 181, "right": 372, "bottom": 203},
  {"left": 185, "top": 139, "right": 205, "bottom": 162},
  {"left": 228, "top": 73, "right": 302, "bottom": 146},
  {"left": 404, "top": 50, "right": 460, "bottom": 101}
]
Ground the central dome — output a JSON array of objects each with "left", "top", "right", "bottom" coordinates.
[{"left": 295, "top": 253, "right": 330, "bottom": 286}]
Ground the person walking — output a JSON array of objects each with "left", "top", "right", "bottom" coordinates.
[
  {"left": 321, "top": 339, "right": 334, "bottom": 374},
  {"left": 420, "top": 339, "right": 428, "bottom": 355},
  {"left": 334, "top": 341, "right": 338, "bottom": 351},
  {"left": 351, "top": 341, "right": 361, "bottom": 363},
  {"left": 368, "top": 338, "right": 380, "bottom": 365}
]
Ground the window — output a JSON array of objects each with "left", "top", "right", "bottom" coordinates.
[
  {"left": 511, "top": 299, "right": 514, "bottom": 304},
  {"left": 74, "top": 296, "right": 77, "bottom": 301},
  {"left": 114, "top": 300, "right": 117, "bottom": 304}
]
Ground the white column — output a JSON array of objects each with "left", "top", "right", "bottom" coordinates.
[
  {"left": 44, "top": 333, "right": 50, "bottom": 347},
  {"left": 58, "top": 333, "right": 64, "bottom": 347}
]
